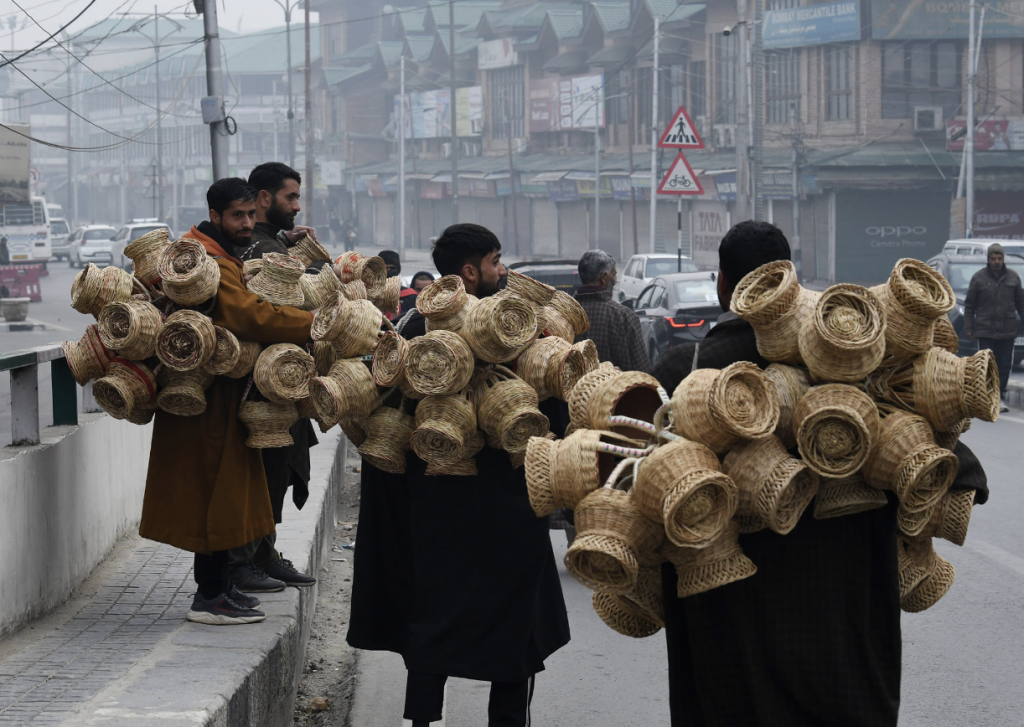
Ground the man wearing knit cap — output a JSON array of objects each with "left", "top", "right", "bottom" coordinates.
[{"left": 964, "top": 242, "right": 1024, "bottom": 412}]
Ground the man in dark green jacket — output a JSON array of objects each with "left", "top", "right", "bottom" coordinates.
[{"left": 964, "top": 242, "right": 1024, "bottom": 409}]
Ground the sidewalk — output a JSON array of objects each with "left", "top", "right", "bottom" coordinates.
[
  {"left": 1005, "top": 379, "right": 1024, "bottom": 410},
  {"left": 0, "top": 429, "right": 348, "bottom": 726}
]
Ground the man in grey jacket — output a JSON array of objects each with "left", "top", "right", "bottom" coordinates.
[
  {"left": 573, "top": 250, "right": 651, "bottom": 373},
  {"left": 964, "top": 242, "right": 1024, "bottom": 410}
]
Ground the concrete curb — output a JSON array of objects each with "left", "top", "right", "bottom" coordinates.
[
  {"left": 61, "top": 428, "right": 349, "bottom": 727},
  {"left": 1006, "top": 380, "right": 1024, "bottom": 410}
]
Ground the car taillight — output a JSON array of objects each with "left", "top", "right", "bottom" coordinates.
[{"left": 665, "top": 317, "right": 705, "bottom": 328}]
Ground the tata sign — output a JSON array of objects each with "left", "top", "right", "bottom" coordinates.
[
  {"left": 872, "top": 0, "right": 1024, "bottom": 39},
  {"left": 764, "top": 1, "right": 861, "bottom": 48}
]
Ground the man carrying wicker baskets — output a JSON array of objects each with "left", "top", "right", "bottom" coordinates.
[
  {"left": 348, "top": 224, "right": 570, "bottom": 727},
  {"left": 140, "top": 178, "right": 316, "bottom": 625},
  {"left": 649, "top": 221, "right": 988, "bottom": 726}
]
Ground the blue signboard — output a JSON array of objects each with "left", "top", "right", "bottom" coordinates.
[
  {"left": 763, "top": 1, "right": 861, "bottom": 48},
  {"left": 547, "top": 179, "right": 580, "bottom": 203},
  {"left": 872, "top": 0, "right": 1024, "bottom": 39}
]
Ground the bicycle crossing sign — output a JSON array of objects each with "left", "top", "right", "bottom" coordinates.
[
  {"left": 656, "top": 153, "right": 704, "bottom": 195},
  {"left": 658, "top": 106, "right": 704, "bottom": 149}
]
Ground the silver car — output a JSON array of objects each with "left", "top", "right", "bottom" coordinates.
[
  {"left": 49, "top": 219, "right": 71, "bottom": 260},
  {"left": 615, "top": 253, "right": 698, "bottom": 303},
  {"left": 68, "top": 225, "right": 118, "bottom": 268},
  {"left": 111, "top": 221, "right": 171, "bottom": 270}
]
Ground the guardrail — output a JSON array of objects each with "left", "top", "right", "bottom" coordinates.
[{"left": 0, "top": 344, "right": 100, "bottom": 446}]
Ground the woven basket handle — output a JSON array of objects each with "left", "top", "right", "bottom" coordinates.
[
  {"left": 608, "top": 415, "right": 656, "bottom": 435},
  {"left": 657, "top": 386, "right": 671, "bottom": 405},
  {"left": 603, "top": 456, "right": 640, "bottom": 490},
  {"left": 593, "top": 441, "right": 652, "bottom": 459}
]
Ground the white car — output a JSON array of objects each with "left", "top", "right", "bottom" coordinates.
[
  {"left": 941, "top": 238, "right": 1024, "bottom": 257},
  {"left": 68, "top": 225, "right": 118, "bottom": 268},
  {"left": 111, "top": 220, "right": 172, "bottom": 270},
  {"left": 616, "top": 253, "right": 698, "bottom": 303}
]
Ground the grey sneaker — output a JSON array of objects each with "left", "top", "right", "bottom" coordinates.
[
  {"left": 229, "top": 563, "right": 286, "bottom": 593},
  {"left": 229, "top": 584, "right": 261, "bottom": 609},
  {"left": 186, "top": 592, "right": 266, "bottom": 625},
  {"left": 263, "top": 554, "right": 317, "bottom": 587}
]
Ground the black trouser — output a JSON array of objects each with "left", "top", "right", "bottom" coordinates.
[
  {"left": 978, "top": 337, "right": 1015, "bottom": 397},
  {"left": 194, "top": 551, "right": 229, "bottom": 599},
  {"left": 404, "top": 670, "right": 535, "bottom": 726}
]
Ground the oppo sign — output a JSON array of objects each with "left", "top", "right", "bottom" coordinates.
[{"left": 866, "top": 225, "right": 929, "bottom": 248}]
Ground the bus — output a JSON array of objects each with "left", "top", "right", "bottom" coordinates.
[{"left": 2, "top": 196, "right": 51, "bottom": 264}]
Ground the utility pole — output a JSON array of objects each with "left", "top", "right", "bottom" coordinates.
[
  {"left": 201, "top": 0, "right": 229, "bottom": 180},
  {"left": 504, "top": 94, "right": 520, "bottom": 256},
  {"left": 399, "top": 54, "right": 406, "bottom": 254},
  {"left": 304, "top": 0, "right": 314, "bottom": 227},
  {"left": 594, "top": 92, "right": 601, "bottom": 251},
  {"left": 735, "top": 0, "right": 750, "bottom": 221},
  {"left": 64, "top": 34, "right": 73, "bottom": 224},
  {"left": 648, "top": 16, "right": 659, "bottom": 253},
  {"left": 965, "top": 0, "right": 985, "bottom": 238},
  {"left": 271, "top": 0, "right": 298, "bottom": 168},
  {"left": 751, "top": 0, "right": 764, "bottom": 221},
  {"left": 154, "top": 6, "right": 164, "bottom": 221},
  {"left": 449, "top": 0, "right": 459, "bottom": 224},
  {"left": 628, "top": 68, "right": 639, "bottom": 255}
]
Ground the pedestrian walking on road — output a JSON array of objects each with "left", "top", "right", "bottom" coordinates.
[
  {"left": 347, "top": 224, "right": 570, "bottom": 727},
  {"left": 0, "top": 236, "right": 9, "bottom": 266},
  {"left": 139, "top": 178, "right": 315, "bottom": 626},
  {"left": 220, "top": 162, "right": 324, "bottom": 595},
  {"left": 650, "top": 220, "right": 990, "bottom": 726},
  {"left": 964, "top": 242, "right": 1023, "bottom": 412},
  {"left": 573, "top": 250, "right": 651, "bottom": 373}
]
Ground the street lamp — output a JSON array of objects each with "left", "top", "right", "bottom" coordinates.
[
  {"left": 131, "top": 7, "right": 184, "bottom": 222},
  {"left": 270, "top": 0, "right": 301, "bottom": 169}
]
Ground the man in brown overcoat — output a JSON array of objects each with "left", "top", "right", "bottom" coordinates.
[{"left": 139, "top": 178, "right": 314, "bottom": 625}]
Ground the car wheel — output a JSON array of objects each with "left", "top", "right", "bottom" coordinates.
[{"left": 69, "top": 254, "right": 76, "bottom": 268}]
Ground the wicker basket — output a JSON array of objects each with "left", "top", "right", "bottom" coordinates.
[
  {"left": 863, "top": 409, "right": 957, "bottom": 513},
  {"left": 731, "top": 260, "right": 820, "bottom": 365},
  {"left": 901, "top": 552, "right": 955, "bottom": 613},
  {"left": 798, "top": 284, "right": 887, "bottom": 383},
  {"left": 369, "top": 275, "right": 402, "bottom": 317},
  {"left": 592, "top": 567, "right": 664, "bottom": 638},
  {"left": 898, "top": 537, "right": 937, "bottom": 599},
  {"left": 96, "top": 300, "right": 161, "bottom": 361},
  {"left": 311, "top": 293, "right": 383, "bottom": 358},
  {"left": 871, "top": 258, "right": 956, "bottom": 361},
  {"left": 130, "top": 277, "right": 153, "bottom": 303},
  {"left": 661, "top": 521, "right": 757, "bottom": 599},
  {"left": 813, "top": 473, "right": 889, "bottom": 520},
  {"left": 425, "top": 430, "right": 486, "bottom": 476},
  {"left": 537, "top": 305, "right": 575, "bottom": 343},
  {"left": 460, "top": 294, "right": 538, "bottom": 363},
  {"left": 474, "top": 365, "right": 550, "bottom": 453},
  {"left": 203, "top": 326, "right": 241, "bottom": 376},
  {"left": 932, "top": 316, "right": 959, "bottom": 355},
  {"left": 568, "top": 363, "right": 620, "bottom": 431},
  {"left": 334, "top": 251, "right": 388, "bottom": 294},
  {"left": 308, "top": 358, "right": 378, "bottom": 426},
  {"left": 339, "top": 416, "right": 368, "bottom": 445},
  {"left": 290, "top": 234, "right": 333, "bottom": 268},
  {"left": 584, "top": 370, "right": 667, "bottom": 435},
  {"left": 226, "top": 340, "right": 261, "bottom": 379},
  {"left": 565, "top": 488, "right": 663, "bottom": 594},
  {"left": 92, "top": 359, "right": 157, "bottom": 420},
  {"left": 126, "top": 398, "right": 159, "bottom": 425},
  {"left": 506, "top": 269, "right": 557, "bottom": 306},
  {"left": 548, "top": 290, "right": 589, "bottom": 336},
  {"left": 764, "top": 364, "right": 811, "bottom": 449},
  {"left": 417, "top": 275, "right": 473, "bottom": 332},
  {"left": 340, "top": 279, "right": 368, "bottom": 301},
  {"left": 868, "top": 347, "right": 999, "bottom": 433},
  {"left": 299, "top": 265, "right": 343, "bottom": 311},
  {"left": 313, "top": 340, "right": 337, "bottom": 377},
  {"left": 253, "top": 343, "right": 316, "bottom": 403},
  {"left": 242, "top": 258, "right": 263, "bottom": 278},
  {"left": 723, "top": 435, "right": 819, "bottom": 535},
  {"left": 517, "top": 337, "right": 587, "bottom": 402},
  {"left": 371, "top": 330, "right": 409, "bottom": 387},
  {"left": 123, "top": 227, "right": 171, "bottom": 288},
  {"left": 917, "top": 488, "right": 975, "bottom": 546},
  {"left": 157, "top": 368, "right": 214, "bottom": 417},
  {"left": 410, "top": 390, "right": 477, "bottom": 467},
  {"left": 358, "top": 405, "right": 414, "bottom": 474},
  {"left": 406, "top": 330, "right": 475, "bottom": 396},
  {"left": 238, "top": 399, "right": 300, "bottom": 448},
  {"left": 156, "top": 310, "right": 217, "bottom": 372},
  {"left": 671, "top": 363, "right": 780, "bottom": 454},
  {"left": 524, "top": 428, "right": 649, "bottom": 517},
  {"left": 157, "top": 239, "right": 221, "bottom": 306},
  {"left": 573, "top": 339, "right": 600, "bottom": 373},
  {"left": 71, "top": 263, "right": 135, "bottom": 318},
  {"left": 792, "top": 384, "right": 879, "bottom": 478},
  {"left": 62, "top": 325, "right": 117, "bottom": 385},
  {"left": 634, "top": 438, "right": 738, "bottom": 548},
  {"left": 246, "top": 252, "right": 305, "bottom": 307}
]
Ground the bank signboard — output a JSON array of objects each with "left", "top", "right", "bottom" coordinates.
[
  {"left": 763, "top": 1, "right": 861, "bottom": 48},
  {"left": 835, "top": 191, "right": 949, "bottom": 282},
  {"left": 871, "top": 0, "right": 1024, "bottom": 39}
]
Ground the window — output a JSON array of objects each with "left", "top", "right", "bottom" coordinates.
[
  {"left": 490, "top": 66, "right": 525, "bottom": 139},
  {"left": 881, "top": 41, "right": 962, "bottom": 119},
  {"left": 646, "top": 259, "right": 698, "bottom": 276},
  {"left": 766, "top": 49, "right": 801, "bottom": 124},
  {"left": 608, "top": 70, "right": 631, "bottom": 124},
  {"left": 637, "top": 284, "right": 658, "bottom": 309},
  {"left": 689, "top": 61, "right": 706, "bottom": 120},
  {"left": 242, "top": 132, "right": 266, "bottom": 153},
  {"left": 826, "top": 45, "right": 853, "bottom": 120},
  {"left": 625, "top": 258, "right": 641, "bottom": 277},
  {"left": 326, "top": 23, "right": 343, "bottom": 59},
  {"left": 715, "top": 33, "right": 739, "bottom": 124},
  {"left": 673, "top": 278, "right": 719, "bottom": 303}
]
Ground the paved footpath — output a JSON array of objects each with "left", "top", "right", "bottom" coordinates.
[{"left": 0, "top": 542, "right": 192, "bottom": 724}]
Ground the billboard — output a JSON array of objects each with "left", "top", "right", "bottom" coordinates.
[
  {"left": 872, "top": 0, "right": 1024, "bottom": 40},
  {"left": 528, "top": 73, "right": 605, "bottom": 133},
  {"left": 395, "top": 87, "right": 484, "bottom": 139},
  {"left": 0, "top": 124, "right": 31, "bottom": 205},
  {"left": 478, "top": 38, "right": 518, "bottom": 69},
  {"left": 763, "top": 1, "right": 861, "bottom": 48},
  {"left": 946, "top": 119, "right": 1024, "bottom": 151}
]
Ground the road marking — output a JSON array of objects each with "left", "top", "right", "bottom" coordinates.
[
  {"left": 25, "top": 317, "right": 72, "bottom": 332},
  {"left": 964, "top": 538, "right": 1024, "bottom": 579},
  {"left": 401, "top": 678, "right": 448, "bottom": 727}
]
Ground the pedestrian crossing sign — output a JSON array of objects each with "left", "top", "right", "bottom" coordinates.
[
  {"left": 659, "top": 106, "right": 704, "bottom": 149},
  {"left": 656, "top": 153, "right": 704, "bottom": 195}
]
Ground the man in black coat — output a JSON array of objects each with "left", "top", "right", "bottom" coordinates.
[
  {"left": 348, "top": 224, "right": 570, "bottom": 727},
  {"left": 651, "top": 221, "right": 988, "bottom": 727}
]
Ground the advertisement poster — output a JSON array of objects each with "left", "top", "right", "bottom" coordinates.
[
  {"left": 528, "top": 73, "right": 605, "bottom": 133},
  {"left": 692, "top": 201, "right": 730, "bottom": 270},
  {"left": 0, "top": 124, "right": 31, "bottom": 204},
  {"left": 397, "top": 88, "right": 487, "bottom": 139},
  {"left": 455, "top": 86, "right": 484, "bottom": 137},
  {"left": 946, "top": 119, "right": 1024, "bottom": 151},
  {"left": 478, "top": 38, "right": 518, "bottom": 69},
  {"left": 763, "top": 1, "right": 860, "bottom": 48},
  {"left": 973, "top": 192, "right": 1024, "bottom": 240},
  {"left": 871, "top": 0, "right": 1024, "bottom": 39}
]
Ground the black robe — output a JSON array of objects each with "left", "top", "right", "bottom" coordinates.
[
  {"left": 650, "top": 316, "right": 987, "bottom": 727},
  {"left": 347, "top": 311, "right": 571, "bottom": 683}
]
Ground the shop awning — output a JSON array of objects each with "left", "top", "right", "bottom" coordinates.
[{"left": 528, "top": 171, "right": 567, "bottom": 183}]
